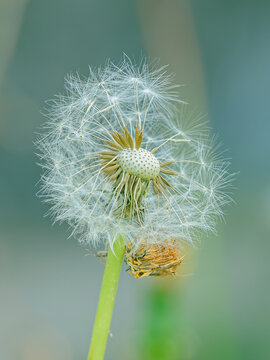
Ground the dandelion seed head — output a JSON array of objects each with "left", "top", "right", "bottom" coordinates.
[{"left": 36, "top": 56, "right": 233, "bottom": 252}]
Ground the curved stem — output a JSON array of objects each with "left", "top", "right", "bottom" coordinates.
[{"left": 88, "top": 234, "right": 125, "bottom": 360}]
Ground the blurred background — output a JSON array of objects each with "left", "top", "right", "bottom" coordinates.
[{"left": 1, "top": 0, "right": 270, "bottom": 359}]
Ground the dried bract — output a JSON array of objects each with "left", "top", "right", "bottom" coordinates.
[{"left": 125, "top": 240, "right": 184, "bottom": 278}]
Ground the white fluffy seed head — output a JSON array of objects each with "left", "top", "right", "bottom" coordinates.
[
  {"left": 117, "top": 148, "right": 160, "bottom": 181},
  {"left": 36, "top": 56, "right": 233, "bottom": 250}
]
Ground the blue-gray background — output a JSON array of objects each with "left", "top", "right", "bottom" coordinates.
[{"left": 1, "top": 0, "right": 269, "bottom": 359}]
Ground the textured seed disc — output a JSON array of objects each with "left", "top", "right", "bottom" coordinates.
[{"left": 117, "top": 148, "right": 160, "bottom": 180}]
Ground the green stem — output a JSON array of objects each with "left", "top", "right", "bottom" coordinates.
[{"left": 88, "top": 234, "right": 125, "bottom": 360}]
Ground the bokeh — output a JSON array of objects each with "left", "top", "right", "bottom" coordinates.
[{"left": 1, "top": 0, "right": 269, "bottom": 359}]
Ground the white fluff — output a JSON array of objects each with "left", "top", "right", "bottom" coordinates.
[{"left": 36, "top": 57, "right": 233, "bottom": 249}]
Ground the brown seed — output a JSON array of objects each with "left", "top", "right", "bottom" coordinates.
[
  {"left": 135, "top": 126, "right": 143, "bottom": 149},
  {"left": 160, "top": 160, "right": 174, "bottom": 167},
  {"left": 102, "top": 164, "right": 120, "bottom": 173},
  {"left": 151, "top": 147, "right": 158, "bottom": 154},
  {"left": 160, "top": 168, "right": 177, "bottom": 176},
  {"left": 104, "top": 139, "right": 123, "bottom": 150}
]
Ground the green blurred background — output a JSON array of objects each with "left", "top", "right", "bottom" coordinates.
[{"left": 1, "top": 0, "right": 269, "bottom": 359}]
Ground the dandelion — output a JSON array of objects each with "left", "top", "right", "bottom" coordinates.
[{"left": 36, "top": 57, "right": 232, "bottom": 360}]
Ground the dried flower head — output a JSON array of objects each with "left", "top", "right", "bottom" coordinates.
[
  {"left": 37, "top": 57, "right": 232, "bottom": 253},
  {"left": 125, "top": 239, "right": 184, "bottom": 278}
]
